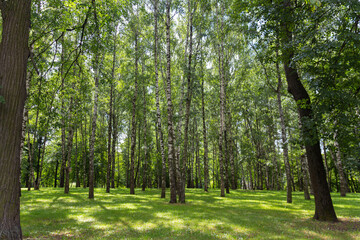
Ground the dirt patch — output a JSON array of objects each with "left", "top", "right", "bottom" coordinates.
[
  {"left": 25, "top": 232, "right": 75, "bottom": 239},
  {"left": 319, "top": 218, "right": 360, "bottom": 232}
]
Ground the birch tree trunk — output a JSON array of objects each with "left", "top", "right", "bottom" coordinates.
[
  {"left": 165, "top": 0, "right": 177, "bottom": 203},
  {"left": 201, "top": 74, "right": 209, "bottom": 192},
  {"left": 153, "top": 0, "right": 167, "bottom": 198},
  {"left": 129, "top": 24, "right": 139, "bottom": 194},
  {"left": 179, "top": 0, "right": 195, "bottom": 203},
  {"left": 301, "top": 145, "right": 311, "bottom": 200},
  {"left": 217, "top": 2, "right": 226, "bottom": 197},
  {"left": 89, "top": 0, "right": 100, "bottom": 199},
  {"left": 275, "top": 55, "right": 292, "bottom": 203},
  {"left": 65, "top": 97, "right": 74, "bottom": 194},
  {"left": 106, "top": 32, "right": 116, "bottom": 193}
]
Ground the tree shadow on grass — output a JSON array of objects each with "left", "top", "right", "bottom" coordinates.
[{"left": 21, "top": 188, "right": 360, "bottom": 239}]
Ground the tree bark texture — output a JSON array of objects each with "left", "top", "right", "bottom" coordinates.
[
  {"left": 89, "top": 0, "right": 100, "bottom": 199},
  {"left": 217, "top": 3, "right": 226, "bottom": 197},
  {"left": 165, "top": 0, "right": 177, "bottom": 203},
  {"left": 129, "top": 26, "right": 139, "bottom": 195},
  {"left": 0, "top": 1, "right": 31, "bottom": 238},
  {"left": 154, "top": 0, "right": 167, "bottom": 199},
  {"left": 281, "top": 4, "right": 337, "bottom": 221}
]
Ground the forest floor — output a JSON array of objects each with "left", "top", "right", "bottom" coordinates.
[{"left": 21, "top": 188, "right": 360, "bottom": 239}]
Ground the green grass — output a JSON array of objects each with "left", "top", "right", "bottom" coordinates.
[{"left": 21, "top": 188, "right": 360, "bottom": 239}]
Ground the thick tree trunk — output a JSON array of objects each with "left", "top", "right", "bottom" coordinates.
[
  {"left": 282, "top": 0, "right": 337, "bottom": 221},
  {"left": 165, "top": 0, "right": 177, "bottom": 203},
  {"left": 282, "top": 40, "right": 336, "bottom": 220},
  {"left": 284, "top": 60, "right": 337, "bottom": 221},
  {"left": 0, "top": 1, "right": 31, "bottom": 238}
]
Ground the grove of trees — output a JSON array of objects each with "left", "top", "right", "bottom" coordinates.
[{"left": 1, "top": 0, "right": 359, "bottom": 238}]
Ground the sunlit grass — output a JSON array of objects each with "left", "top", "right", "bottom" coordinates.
[{"left": 21, "top": 188, "right": 360, "bottom": 239}]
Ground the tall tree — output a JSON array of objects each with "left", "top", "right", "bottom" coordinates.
[
  {"left": 129, "top": 16, "right": 139, "bottom": 195},
  {"left": 89, "top": 0, "right": 100, "bottom": 199},
  {"left": 165, "top": 0, "right": 177, "bottom": 203},
  {"left": 201, "top": 68, "right": 209, "bottom": 192},
  {"left": 281, "top": 0, "right": 337, "bottom": 221},
  {"left": 275, "top": 50, "right": 292, "bottom": 203},
  {"left": 153, "top": 0, "right": 167, "bottom": 198},
  {"left": 106, "top": 30, "right": 116, "bottom": 193},
  {"left": 0, "top": 1, "right": 31, "bottom": 238},
  {"left": 217, "top": 1, "right": 226, "bottom": 197}
]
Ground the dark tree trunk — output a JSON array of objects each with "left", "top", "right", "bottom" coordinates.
[
  {"left": 281, "top": 2, "right": 337, "bottom": 221},
  {"left": 34, "top": 137, "right": 42, "bottom": 190},
  {"left": 284, "top": 57, "right": 337, "bottom": 221},
  {"left": 36, "top": 135, "right": 47, "bottom": 190},
  {"left": 0, "top": 1, "right": 31, "bottom": 238}
]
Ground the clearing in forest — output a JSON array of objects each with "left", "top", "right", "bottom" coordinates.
[{"left": 21, "top": 188, "right": 360, "bottom": 239}]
